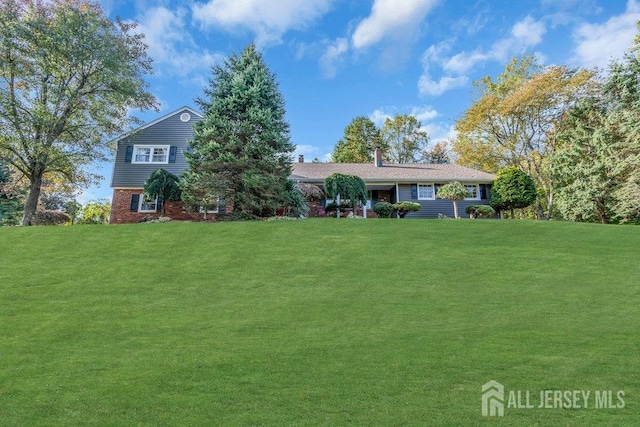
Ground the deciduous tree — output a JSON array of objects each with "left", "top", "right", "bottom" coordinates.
[
  {"left": 436, "top": 181, "right": 470, "bottom": 219},
  {"left": 453, "top": 55, "right": 595, "bottom": 218},
  {"left": 332, "top": 116, "right": 382, "bottom": 163},
  {"left": 182, "top": 44, "right": 294, "bottom": 217},
  {"left": 380, "top": 115, "right": 429, "bottom": 163},
  {"left": 0, "top": 0, "right": 156, "bottom": 225}
]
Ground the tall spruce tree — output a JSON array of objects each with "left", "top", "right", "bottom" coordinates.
[{"left": 182, "top": 44, "right": 294, "bottom": 217}]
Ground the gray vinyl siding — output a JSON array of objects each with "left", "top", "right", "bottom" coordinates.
[
  {"left": 397, "top": 183, "right": 492, "bottom": 218},
  {"left": 110, "top": 109, "right": 201, "bottom": 188}
]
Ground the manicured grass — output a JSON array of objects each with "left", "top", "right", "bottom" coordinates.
[{"left": 1, "top": 219, "right": 639, "bottom": 425}]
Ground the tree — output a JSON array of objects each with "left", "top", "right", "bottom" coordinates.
[
  {"left": 422, "top": 140, "right": 451, "bottom": 164},
  {"left": 332, "top": 116, "right": 382, "bottom": 163},
  {"left": 380, "top": 115, "right": 429, "bottom": 163},
  {"left": 436, "top": 181, "right": 470, "bottom": 219},
  {"left": 490, "top": 167, "right": 537, "bottom": 218},
  {"left": 324, "top": 173, "right": 368, "bottom": 217},
  {"left": 62, "top": 200, "right": 82, "bottom": 225},
  {"left": 79, "top": 199, "right": 110, "bottom": 224},
  {"left": 0, "top": 161, "right": 22, "bottom": 225},
  {"left": 602, "top": 23, "right": 640, "bottom": 223},
  {"left": 0, "top": 0, "right": 156, "bottom": 225},
  {"left": 143, "top": 169, "right": 181, "bottom": 217},
  {"left": 550, "top": 100, "right": 622, "bottom": 223},
  {"left": 453, "top": 55, "right": 595, "bottom": 219},
  {"left": 182, "top": 44, "right": 294, "bottom": 217}
]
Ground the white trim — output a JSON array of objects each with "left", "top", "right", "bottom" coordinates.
[
  {"left": 132, "top": 144, "right": 170, "bottom": 164},
  {"left": 139, "top": 196, "right": 158, "bottom": 213},
  {"left": 199, "top": 206, "right": 219, "bottom": 214},
  {"left": 464, "top": 183, "right": 481, "bottom": 201},
  {"left": 417, "top": 183, "right": 436, "bottom": 200}
]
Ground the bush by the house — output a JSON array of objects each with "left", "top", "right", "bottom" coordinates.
[
  {"left": 29, "top": 210, "right": 70, "bottom": 226},
  {"left": 373, "top": 202, "right": 395, "bottom": 218},
  {"left": 393, "top": 202, "right": 421, "bottom": 218},
  {"left": 465, "top": 204, "right": 495, "bottom": 218},
  {"left": 324, "top": 201, "right": 353, "bottom": 213}
]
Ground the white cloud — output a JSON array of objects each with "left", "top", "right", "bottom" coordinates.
[
  {"left": 192, "top": 0, "right": 333, "bottom": 46},
  {"left": 418, "top": 74, "right": 468, "bottom": 96},
  {"left": 319, "top": 38, "right": 348, "bottom": 78},
  {"left": 293, "top": 144, "right": 329, "bottom": 162},
  {"left": 512, "top": 16, "right": 547, "bottom": 46},
  {"left": 410, "top": 106, "right": 439, "bottom": 122},
  {"left": 352, "top": 0, "right": 438, "bottom": 49},
  {"left": 369, "top": 108, "right": 393, "bottom": 127},
  {"left": 418, "top": 16, "right": 546, "bottom": 96},
  {"left": 135, "top": 7, "right": 222, "bottom": 82},
  {"left": 369, "top": 105, "right": 440, "bottom": 128},
  {"left": 443, "top": 50, "right": 487, "bottom": 74},
  {"left": 572, "top": 0, "right": 640, "bottom": 69}
]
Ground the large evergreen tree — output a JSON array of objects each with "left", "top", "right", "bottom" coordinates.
[
  {"left": 182, "top": 44, "right": 294, "bottom": 217},
  {"left": 332, "top": 116, "right": 382, "bottom": 163}
]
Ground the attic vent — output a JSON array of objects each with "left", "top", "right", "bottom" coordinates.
[{"left": 180, "top": 113, "right": 191, "bottom": 122}]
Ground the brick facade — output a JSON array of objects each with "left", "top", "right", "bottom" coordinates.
[{"left": 110, "top": 189, "right": 203, "bottom": 224}]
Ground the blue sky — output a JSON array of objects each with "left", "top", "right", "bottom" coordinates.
[{"left": 86, "top": 0, "right": 640, "bottom": 202}]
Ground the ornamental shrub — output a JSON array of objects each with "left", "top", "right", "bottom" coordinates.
[
  {"left": 29, "top": 210, "right": 70, "bottom": 225},
  {"left": 465, "top": 204, "right": 495, "bottom": 218},
  {"left": 373, "top": 202, "right": 395, "bottom": 218},
  {"left": 393, "top": 201, "right": 420, "bottom": 218}
]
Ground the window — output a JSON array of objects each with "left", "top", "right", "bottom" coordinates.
[
  {"left": 418, "top": 184, "right": 435, "bottom": 200},
  {"left": 139, "top": 196, "right": 158, "bottom": 212},
  {"left": 464, "top": 184, "right": 480, "bottom": 200},
  {"left": 199, "top": 205, "right": 219, "bottom": 214},
  {"left": 199, "top": 197, "right": 221, "bottom": 214},
  {"left": 132, "top": 145, "right": 169, "bottom": 164}
]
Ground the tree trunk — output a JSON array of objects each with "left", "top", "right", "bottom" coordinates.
[
  {"left": 22, "top": 174, "right": 43, "bottom": 226},
  {"left": 452, "top": 200, "right": 459, "bottom": 219}
]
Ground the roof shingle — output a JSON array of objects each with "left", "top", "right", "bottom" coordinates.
[{"left": 291, "top": 163, "right": 495, "bottom": 183}]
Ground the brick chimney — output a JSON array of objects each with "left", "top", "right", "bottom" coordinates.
[
  {"left": 374, "top": 146, "right": 383, "bottom": 167},
  {"left": 298, "top": 154, "right": 304, "bottom": 163}
]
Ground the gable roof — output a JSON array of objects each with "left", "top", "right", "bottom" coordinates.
[
  {"left": 291, "top": 162, "right": 495, "bottom": 183},
  {"left": 107, "top": 106, "right": 202, "bottom": 149}
]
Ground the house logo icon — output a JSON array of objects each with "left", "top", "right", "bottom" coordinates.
[{"left": 482, "top": 380, "right": 504, "bottom": 417}]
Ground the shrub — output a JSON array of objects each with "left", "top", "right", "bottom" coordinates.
[
  {"left": 324, "top": 201, "right": 353, "bottom": 213},
  {"left": 393, "top": 201, "right": 420, "bottom": 218},
  {"left": 373, "top": 202, "right": 395, "bottom": 218},
  {"left": 490, "top": 167, "right": 537, "bottom": 215},
  {"left": 29, "top": 210, "right": 70, "bottom": 226},
  {"left": 465, "top": 204, "right": 495, "bottom": 218}
]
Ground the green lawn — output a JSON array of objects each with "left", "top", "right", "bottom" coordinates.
[{"left": 1, "top": 219, "right": 639, "bottom": 425}]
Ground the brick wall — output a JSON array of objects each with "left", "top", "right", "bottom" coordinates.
[{"left": 110, "top": 189, "right": 203, "bottom": 224}]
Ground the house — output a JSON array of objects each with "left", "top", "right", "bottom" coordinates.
[
  {"left": 109, "top": 107, "right": 495, "bottom": 223},
  {"left": 109, "top": 106, "right": 204, "bottom": 223},
  {"left": 291, "top": 148, "right": 495, "bottom": 218}
]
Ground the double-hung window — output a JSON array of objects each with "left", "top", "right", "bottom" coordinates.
[
  {"left": 139, "top": 197, "right": 158, "bottom": 212},
  {"left": 464, "top": 184, "right": 480, "bottom": 200},
  {"left": 417, "top": 184, "right": 435, "bottom": 200},
  {"left": 132, "top": 145, "right": 169, "bottom": 164}
]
